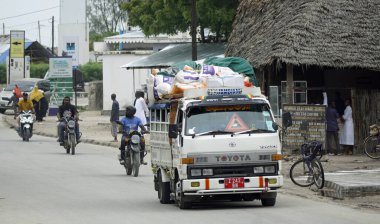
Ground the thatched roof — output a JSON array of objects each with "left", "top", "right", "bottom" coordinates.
[{"left": 226, "top": 0, "right": 380, "bottom": 70}]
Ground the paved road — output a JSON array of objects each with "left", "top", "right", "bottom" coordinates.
[{"left": 0, "top": 119, "right": 379, "bottom": 224}]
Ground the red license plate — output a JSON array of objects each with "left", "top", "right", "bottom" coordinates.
[{"left": 224, "top": 177, "right": 245, "bottom": 189}]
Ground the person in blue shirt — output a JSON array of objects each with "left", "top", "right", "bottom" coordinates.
[{"left": 117, "top": 106, "right": 148, "bottom": 165}]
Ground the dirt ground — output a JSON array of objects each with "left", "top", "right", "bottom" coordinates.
[{"left": 281, "top": 154, "right": 380, "bottom": 213}]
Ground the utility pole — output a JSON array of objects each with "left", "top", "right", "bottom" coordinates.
[
  {"left": 2, "top": 23, "right": 4, "bottom": 35},
  {"left": 191, "top": 0, "right": 197, "bottom": 61},
  {"left": 51, "top": 16, "right": 54, "bottom": 55},
  {"left": 38, "top": 21, "right": 41, "bottom": 43}
]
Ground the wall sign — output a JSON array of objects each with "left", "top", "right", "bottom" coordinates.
[{"left": 282, "top": 104, "right": 326, "bottom": 153}]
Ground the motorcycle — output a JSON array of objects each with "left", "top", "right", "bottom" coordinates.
[
  {"left": 120, "top": 130, "right": 147, "bottom": 177},
  {"left": 61, "top": 115, "right": 79, "bottom": 155},
  {"left": 18, "top": 110, "right": 34, "bottom": 141}
]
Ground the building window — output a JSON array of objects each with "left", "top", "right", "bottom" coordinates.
[{"left": 281, "top": 81, "right": 307, "bottom": 105}]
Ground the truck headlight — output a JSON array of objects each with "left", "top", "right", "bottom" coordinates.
[
  {"left": 265, "top": 166, "right": 275, "bottom": 173},
  {"left": 190, "top": 169, "right": 202, "bottom": 177},
  {"left": 202, "top": 169, "right": 213, "bottom": 176},
  {"left": 253, "top": 166, "right": 264, "bottom": 174}
]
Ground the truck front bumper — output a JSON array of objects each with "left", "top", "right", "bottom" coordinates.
[{"left": 182, "top": 175, "right": 283, "bottom": 196}]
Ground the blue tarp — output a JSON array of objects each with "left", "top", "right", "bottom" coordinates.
[{"left": 0, "top": 42, "right": 33, "bottom": 64}]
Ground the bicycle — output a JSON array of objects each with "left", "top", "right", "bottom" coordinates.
[
  {"left": 364, "top": 124, "right": 380, "bottom": 159},
  {"left": 289, "top": 141, "right": 325, "bottom": 189}
]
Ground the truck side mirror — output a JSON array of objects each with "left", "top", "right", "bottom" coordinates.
[
  {"left": 168, "top": 124, "right": 178, "bottom": 139},
  {"left": 272, "top": 123, "right": 279, "bottom": 131},
  {"left": 282, "top": 112, "right": 292, "bottom": 129}
]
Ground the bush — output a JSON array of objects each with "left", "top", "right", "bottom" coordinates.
[
  {"left": 30, "top": 63, "right": 49, "bottom": 79},
  {"left": 0, "top": 63, "right": 49, "bottom": 84},
  {"left": 79, "top": 62, "right": 103, "bottom": 82},
  {"left": 0, "top": 64, "right": 6, "bottom": 84}
]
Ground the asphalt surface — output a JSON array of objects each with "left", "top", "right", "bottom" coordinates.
[
  {"left": 1, "top": 119, "right": 379, "bottom": 224},
  {"left": 2, "top": 108, "right": 380, "bottom": 202}
]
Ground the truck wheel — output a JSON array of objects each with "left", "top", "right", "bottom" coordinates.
[
  {"left": 157, "top": 172, "right": 170, "bottom": 204},
  {"left": 261, "top": 197, "right": 276, "bottom": 207},
  {"left": 0, "top": 108, "right": 5, "bottom": 114},
  {"left": 177, "top": 192, "right": 191, "bottom": 209}
]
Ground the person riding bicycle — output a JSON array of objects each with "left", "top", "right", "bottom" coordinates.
[
  {"left": 117, "top": 105, "right": 149, "bottom": 165},
  {"left": 57, "top": 96, "right": 81, "bottom": 146}
]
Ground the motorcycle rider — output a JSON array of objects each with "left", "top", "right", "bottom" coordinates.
[
  {"left": 117, "top": 105, "right": 149, "bottom": 165},
  {"left": 57, "top": 96, "right": 80, "bottom": 146},
  {"left": 16, "top": 93, "right": 35, "bottom": 132}
]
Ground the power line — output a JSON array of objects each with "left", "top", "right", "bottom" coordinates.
[
  {"left": 6, "top": 18, "right": 51, "bottom": 28},
  {"left": 0, "top": 6, "right": 59, "bottom": 21}
]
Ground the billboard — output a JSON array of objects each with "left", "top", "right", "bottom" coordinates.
[{"left": 49, "top": 57, "right": 73, "bottom": 77}]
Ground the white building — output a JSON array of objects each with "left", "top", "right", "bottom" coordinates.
[
  {"left": 58, "top": 0, "right": 89, "bottom": 66},
  {"left": 100, "top": 30, "right": 191, "bottom": 112}
]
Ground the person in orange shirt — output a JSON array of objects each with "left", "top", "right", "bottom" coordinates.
[{"left": 16, "top": 93, "right": 35, "bottom": 130}]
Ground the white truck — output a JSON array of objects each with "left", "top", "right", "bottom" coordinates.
[{"left": 149, "top": 87, "right": 291, "bottom": 209}]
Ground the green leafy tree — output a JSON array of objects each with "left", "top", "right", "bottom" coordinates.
[
  {"left": 88, "top": 0, "right": 127, "bottom": 33},
  {"left": 0, "top": 64, "right": 6, "bottom": 84},
  {"left": 79, "top": 62, "right": 103, "bottom": 82},
  {"left": 88, "top": 0, "right": 127, "bottom": 50},
  {"left": 122, "top": 0, "right": 238, "bottom": 42},
  {"left": 30, "top": 63, "right": 49, "bottom": 79}
]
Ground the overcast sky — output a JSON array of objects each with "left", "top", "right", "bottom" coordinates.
[{"left": 0, "top": 0, "right": 60, "bottom": 47}]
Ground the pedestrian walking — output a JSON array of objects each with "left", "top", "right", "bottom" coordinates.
[
  {"left": 326, "top": 102, "right": 340, "bottom": 155},
  {"left": 29, "top": 86, "right": 45, "bottom": 122},
  {"left": 340, "top": 99, "right": 354, "bottom": 155},
  {"left": 7, "top": 91, "right": 19, "bottom": 119},
  {"left": 134, "top": 91, "right": 149, "bottom": 126},
  {"left": 13, "top": 84, "right": 22, "bottom": 99},
  {"left": 110, "top": 93, "right": 119, "bottom": 142}
]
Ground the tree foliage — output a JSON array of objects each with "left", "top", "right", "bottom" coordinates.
[
  {"left": 79, "top": 62, "right": 103, "bottom": 82},
  {"left": 30, "top": 63, "right": 49, "bottom": 79},
  {"left": 88, "top": 0, "right": 128, "bottom": 34},
  {"left": 122, "top": 0, "right": 239, "bottom": 42}
]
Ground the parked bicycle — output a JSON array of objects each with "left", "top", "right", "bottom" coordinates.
[
  {"left": 289, "top": 140, "right": 325, "bottom": 189},
  {"left": 364, "top": 124, "right": 380, "bottom": 159}
]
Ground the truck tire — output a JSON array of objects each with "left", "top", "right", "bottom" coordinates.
[
  {"left": 0, "top": 108, "right": 6, "bottom": 114},
  {"left": 177, "top": 192, "right": 191, "bottom": 209},
  {"left": 261, "top": 197, "right": 276, "bottom": 207},
  {"left": 157, "top": 172, "right": 170, "bottom": 204}
]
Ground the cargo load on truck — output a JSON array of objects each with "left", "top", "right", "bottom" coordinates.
[{"left": 147, "top": 57, "right": 258, "bottom": 104}]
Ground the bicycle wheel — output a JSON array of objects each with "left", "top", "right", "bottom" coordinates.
[
  {"left": 310, "top": 159, "right": 324, "bottom": 189},
  {"left": 364, "top": 136, "right": 380, "bottom": 159},
  {"left": 289, "top": 159, "right": 314, "bottom": 187}
]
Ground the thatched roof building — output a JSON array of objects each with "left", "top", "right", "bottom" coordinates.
[{"left": 226, "top": 0, "right": 380, "bottom": 70}]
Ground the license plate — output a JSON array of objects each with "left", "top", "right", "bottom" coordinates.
[{"left": 224, "top": 177, "right": 245, "bottom": 189}]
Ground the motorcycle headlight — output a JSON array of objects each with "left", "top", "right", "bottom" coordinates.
[{"left": 68, "top": 120, "right": 76, "bottom": 128}]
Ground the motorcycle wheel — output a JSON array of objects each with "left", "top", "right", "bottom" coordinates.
[
  {"left": 125, "top": 153, "right": 132, "bottom": 175},
  {"left": 70, "top": 134, "right": 76, "bottom": 155},
  {"left": 24, "top": 128, "right": 30, "bottom": 142},
  {"left": 65, "top": 140, "right": 70, "bottom": 154},
  {"left": 132, "top": 151, "right": 140, "bottom": 177}
]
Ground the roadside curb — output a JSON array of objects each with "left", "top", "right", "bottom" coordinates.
[{"left": 321, "top": 171, "right": 380, "bottom": 199}]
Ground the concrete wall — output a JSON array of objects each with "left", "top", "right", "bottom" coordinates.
[
  {"left": 88, "top": 81, "right": 103, "bottom": 110},
  {"left": 102, "top": 54, "right": 149, "bottom": 111}
]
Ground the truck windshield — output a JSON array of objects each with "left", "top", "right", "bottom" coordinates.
[{"left": 185, "top": 104, "right": 276, "bottom": 136}]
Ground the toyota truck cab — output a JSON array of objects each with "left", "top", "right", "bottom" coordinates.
[{"left": 150, "top": 87, "right": 291, "bottom": 209}]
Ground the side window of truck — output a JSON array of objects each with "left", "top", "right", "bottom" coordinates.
[{"left": 177, "top": 109, "right": 183, "bottom": 133}]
